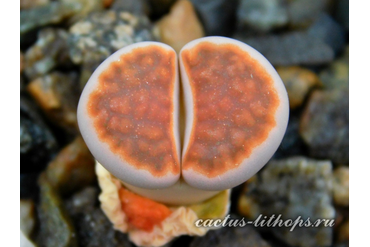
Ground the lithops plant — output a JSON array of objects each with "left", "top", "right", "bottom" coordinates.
[{"left": 77, "top": 36, "right": 289, "bottom": 245}]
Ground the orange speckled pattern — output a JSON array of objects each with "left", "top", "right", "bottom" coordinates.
[
  {"left": 182, "top": 42, "right": 280, "bottom": 177},
  {"left": 87, "top": 45, "right": 179, "bottom": 177}
]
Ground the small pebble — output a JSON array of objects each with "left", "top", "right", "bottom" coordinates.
[{"left": 154, "top": 0, "right": 204, "bottom": 53}]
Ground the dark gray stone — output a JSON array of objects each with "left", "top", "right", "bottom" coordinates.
[
  {"left": 274, "top": 114, "right": 307, "bottom": 159},
  {"left": 24, "top": 28, "right": 71, "bottom": 80},
  {"left": 147, "top": 0, "right": 176, "bottom": 19},
  {"left": 65, "top": 187, "right": 133, "bottom": 247},
  {"left": 287, "top": 0, "right": 330, "bottom": 28},
  {"left": 190, "top": 0, "right": 238, "bottom": 36},
  {"left": 20, "top": 2, "right": 80, "bottom": 37},
  {"left": 68, "top": 10, "right": 155, "bottom": 89},
  {"left": 237, "top": 0, "right": 288, "bottom": 33},
  {"left": 319, "top": 46, "right": 349, "bottom": 90},
  {"left": 111, "top": 0, "right": 151, "bottom": 15},
  {"left": 308, "top": 14, "right": 345, "bottom": 54},
  {"left": 20, "top": 75, "right": 27, "bottom": 93},
  {"left": 238, "top": 157, "right": 335, "bottom": 247},
  {"left": 238, "top": 31, "right": 334, "bottom": 66},
  {"left": 334, "top": 0, "right": 349, "bottom": 31},
  {"left": 235, "top": 14, "right": 344, "bottom": 66},
  {"left": 190, "top": 222, "right": 271, "bottom": 247},
  {"left": 37, "top": 173, "right": 78, "bottom": 247},
  {"left": 21, "top": 173, "right": 40, "bottom": 199},
  {"left": 300, "top": 89, "right": 349, "bottom": 165},
  {"left": 20, "top": 96, "right": 58, "bottom": 173}
]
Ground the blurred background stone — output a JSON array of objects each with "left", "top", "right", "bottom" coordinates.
[
  {"left": 21, "top": 230, "right": 36, "bottom": 247},
  {"left": 190, "top": 221, "right": 271, "bottom": 247},
  {"left": 238, "top": 157, "right": 335, "bottom": 247},
  {"left": 319, "top": 46, "right": 349, "bottom": 90},
  {"left": 236, "top": 31, "right": 334, "bottom": 66},
  {"left": 36, "top": 173, "right": 78, "bottom": 247},
  {"left": 147, "top": 0, "right": 176, "bottom": 19},
  {"left": 20, "top": 51, "right": 25, "bottom": 73},
  {"left": 111, "top": 0, "right": 151, "bottom": 15},
  {"left": 300, "top": 89, "right": 349, "bottom": 165},
  {"left": 45, "top": 136, "right": 96, "bottom": 196},
  {"left": 21, "top": 173, "right": 40, "bottom": 199},
  {"left": 20, "top": 199, "right": 36, "bottom": 238},
  {"left": 20, "top": 1, "right": 80, "bottom": 38},
  {"left": 20, "top": 96, "right": 58, "bottom": 173},
  {"left": 190, "top": 0, "right": 238, "bottom": 36},
  {"left": 336, "top": 219, "right": 349, "bottom": 244},
  {"left": 154, "top": 0, "right": 204, "bottom": 53},
  {"left": 68, "top": 10, "right": 155, "bottom": 89},
  {"left": 235, "top": 14, "right": 344, "bottom": 66},
  {"left": 307, "top": 14, "right": 345, "bottom": 55},
  {"left": 277, "top": 66, "right": 321, "bottom": 109},
  {"left": 287, "top": 0, "right": 331, "bottom": 28},
  {"left": 334, "top": 0, "right": 349, "bottom": 31},
  {"left": 61, "top": 0, "right": 105, "bottom": 24},
  {"left": 332, "top": 167, "right": 349, "bottom": 207},
  {"left": 274, "top": 114, "right": 308, "bottom": 159},
  {"left": 21, "top": 0, "right": 50, "bottom": 10},
  {"left": 24, "top": 28, "right": 71, "bottom": 80},
  {"left": 27, "top": 72, "right": 80, "bottom": 133},
  {"left": 65, "top": 187, "right": 133, "bottom": 247},
  {"left": 237, "top": 0, "right": 288, "bottom": 33}
]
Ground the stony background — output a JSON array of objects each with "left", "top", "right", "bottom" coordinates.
[{"left": 20, "top": 0, "right": 349, "bottom": 246}]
